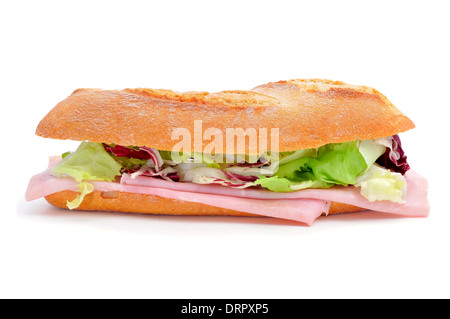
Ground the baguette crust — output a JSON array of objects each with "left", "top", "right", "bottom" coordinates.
[
  {"left": 44, "top": 190, "right": 364, "bottom": 218},
  {"left": 36, "top": 79, "right": 415, "bottom": 153}
]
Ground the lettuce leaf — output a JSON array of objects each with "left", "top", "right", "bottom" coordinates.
[
  {"left": 275, "top": 141, "right": 368, "bottom": 185},
  {"left": 255, "top": 140, "right": 386, "bottom": 192},
  {"left": 112, "top": 156, "right": 147, "bottom": 171},
  {"left": 66, "top": 182, "right": 95, "bottom": 210},
  {"left": 305, "top": 141, "right": 369, "bottom": 185},
  {"left": 52, "top": 142, "right": 123, "bottom": 183},
  {"left": 375, "top": 135, "right": 410, "bottom": 174},
  {"left": 254, "top": 176, "right": 293, "bottom": 192},
  {"left": 52, "top": 142, "right": 123, "bottom": 209},
  {"left": 355, "top": 165, "right": 407, "bottom": 203},
  {"left": 359, "top": 139, "right": 387, "bottom": 167},
  {"left": 254, "top": 176, "right": 331, "bottom": 192}
]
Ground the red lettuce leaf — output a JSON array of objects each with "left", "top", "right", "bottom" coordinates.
[
  {"left": 376, "top": 135, "right": 410, "bottom": 175},
  {"left": 104, "top": 144, "right": 164, "bottom": 172},
  {"left": 104, "top": 144, "right": 152, "bottom": 160}
]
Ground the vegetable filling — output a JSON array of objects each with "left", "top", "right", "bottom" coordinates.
[{"left": 51, "top": 135, "right": 410, "bottom": 209}]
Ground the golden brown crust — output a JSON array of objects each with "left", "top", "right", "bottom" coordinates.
[
  {"left": 45, "top": 190, "right": 258, "bottom": 217},
  {"left": 36, "top": 79, "right": 415, "bottom": 153},
  {"left": 44, "top": 190, "right": 364, "bottom": 218}
]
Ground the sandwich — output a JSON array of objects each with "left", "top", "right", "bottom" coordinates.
[{"left": 25, "top": 79, "right": 430, "bottom": 225}]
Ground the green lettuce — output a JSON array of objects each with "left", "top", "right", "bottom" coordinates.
[
  {"left": 254, "top": 176, "right": 293, "bottom": 192},
  {"left": 66, "top": 182, "right": 95, "bottom": 210},
  {"left": 255, "top": 176, "right": 331, "bottom": 192},
  {"left": 255, "top": 140, "right": 386, "bottom": 192},
  {"left": 52, "top": 142, "right": 122, "bottom": 183},
  {"left": 52, "top": 139, "right": 398, "bottom": 206},
  {"left": 52, "top": 142, "right": 123, "bottom": 209}
]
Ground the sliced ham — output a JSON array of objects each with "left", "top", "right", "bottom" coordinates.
[
  {"left": 122, "top": 170, "right": 429, "bottom": 217},
  {"left": 25, "top": 158, "right": 429, "bottom": 225},
  {"left": 25, "top": 165, "right": 330, "bottom": 225}
]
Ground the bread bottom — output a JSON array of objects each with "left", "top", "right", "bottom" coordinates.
[{"left": 45, "top": 190, "right": 364, "bottom": 217}]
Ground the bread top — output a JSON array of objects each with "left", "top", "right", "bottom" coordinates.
[{"left": 36, "top": 79, "right": 415, "bottom": 154}]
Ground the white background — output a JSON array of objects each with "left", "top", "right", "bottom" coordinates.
[{"left": 1, "top": 0, "right": 449, "bottom": 299}]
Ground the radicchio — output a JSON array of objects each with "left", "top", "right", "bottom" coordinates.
[
  {"left": 140, "top": 147, "right": 164, "bottom": 172},
  {"left": 131, "top": 166, "right": 180, "bottom": 182},
  {"left": 203, "top": 169, "right": 260, "bottom": 188},
  {"left": 104, "top": 144, "right": 150, "bottom": 159},
  {"left": 376, "top": 135, "right": 410, "bottom": 175},
  {"left": 104, "top": 144, "right": 164, "bottom": 172},
  {"left": 223, "top": 171, "right": 259, "bottom": 183}
]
